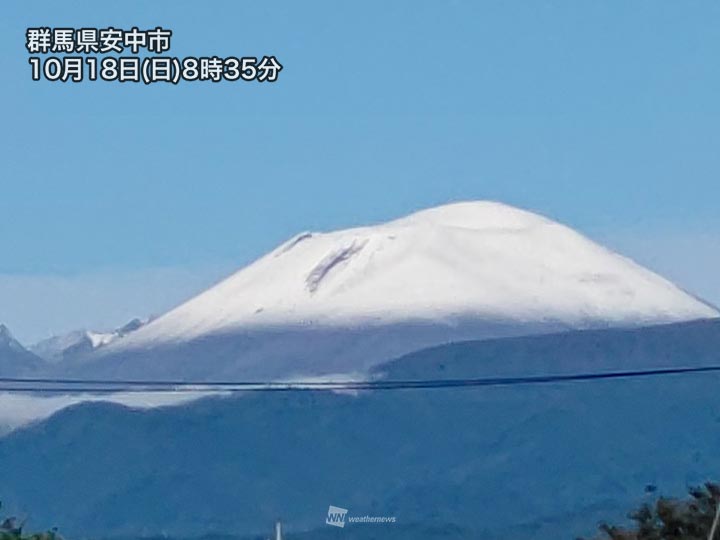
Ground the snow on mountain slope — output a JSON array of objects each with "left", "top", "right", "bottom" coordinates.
[
  {"left": 31, "top": 318, "right": 149, "bottom": 363},
  {"left": 115, "top": 201, "right": 717, "bottom": 350},
  {"left": 66, "top": 201, "right": 716, "bottom": 381}
]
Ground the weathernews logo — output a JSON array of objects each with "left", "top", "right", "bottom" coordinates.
[
  {"left": 326, "top": 505, "right": 396, "bottom": 528},
  {"left": 326, "top": 506, "right": 348, "bottom": 528}
]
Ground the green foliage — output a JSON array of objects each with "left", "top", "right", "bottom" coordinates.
[
  {"left": 0, "top": 502, "right": 60, "bottom": 540},
  {"left": 584, "top": 483, "right": 720, "bottom": 540}
]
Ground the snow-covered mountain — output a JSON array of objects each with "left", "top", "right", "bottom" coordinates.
[
  {"left": 72, "top": 201, "right": 717, "bottom": 381},
  {"left": 31, "top": 318, "right": 148, "bottom": 363}
]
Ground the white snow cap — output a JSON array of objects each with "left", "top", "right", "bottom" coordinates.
[{"left": 115, "top": 201, "right": 718, "bottom": 349}]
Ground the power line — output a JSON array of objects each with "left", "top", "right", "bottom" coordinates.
[{"left": 0, "top": 364, "right": 719, "bottom": 393}]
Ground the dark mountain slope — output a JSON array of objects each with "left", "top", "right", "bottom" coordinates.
[{"left": 0, "top": 319, "right": 719, "bottom": 539}]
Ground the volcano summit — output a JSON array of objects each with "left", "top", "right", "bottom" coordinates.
[{"left": 70, "top": 201, "right": 717, "bottom": 381}]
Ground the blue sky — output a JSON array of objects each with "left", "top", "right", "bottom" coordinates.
[{"left": 1, "top": 1, "right": 719, "bottom": 343}]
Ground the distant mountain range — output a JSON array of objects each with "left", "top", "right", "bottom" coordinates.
[
  {"left": 0, "top": 318, "right": 149, "bottom": 380},
  {"left": 29, "top": 318, "right": 149, "bottom": 364},
  {"left": 1, "top": 319, "right": 719, "bottom": 540}
]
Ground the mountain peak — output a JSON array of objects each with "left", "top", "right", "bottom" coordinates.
[
  {"left": 106, "top": 201, "right": 717, "bottom": 371},
  {"left": 0, "top": 325, "right": 43, "bottom": 374},
  {"left": 31, "top": 317, "right": 150, "bottom": 363},
  {"left": 0, "top": 324, "right": 23, "bottom": 351},
  {"left": 390, "top": 200, "right": 549, "bottom": 230}
]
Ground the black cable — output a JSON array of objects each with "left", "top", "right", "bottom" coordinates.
[{"left": 0, "top": 364, "right": 719, "bottom": 393}]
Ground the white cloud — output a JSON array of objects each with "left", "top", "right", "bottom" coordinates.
[{"left": 0, "top": 391, "right": 225, "bottom": 434}]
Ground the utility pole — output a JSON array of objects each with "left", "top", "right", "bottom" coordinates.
[{"left": 709, "top": 501, "right": 720, "bottom": 540}]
